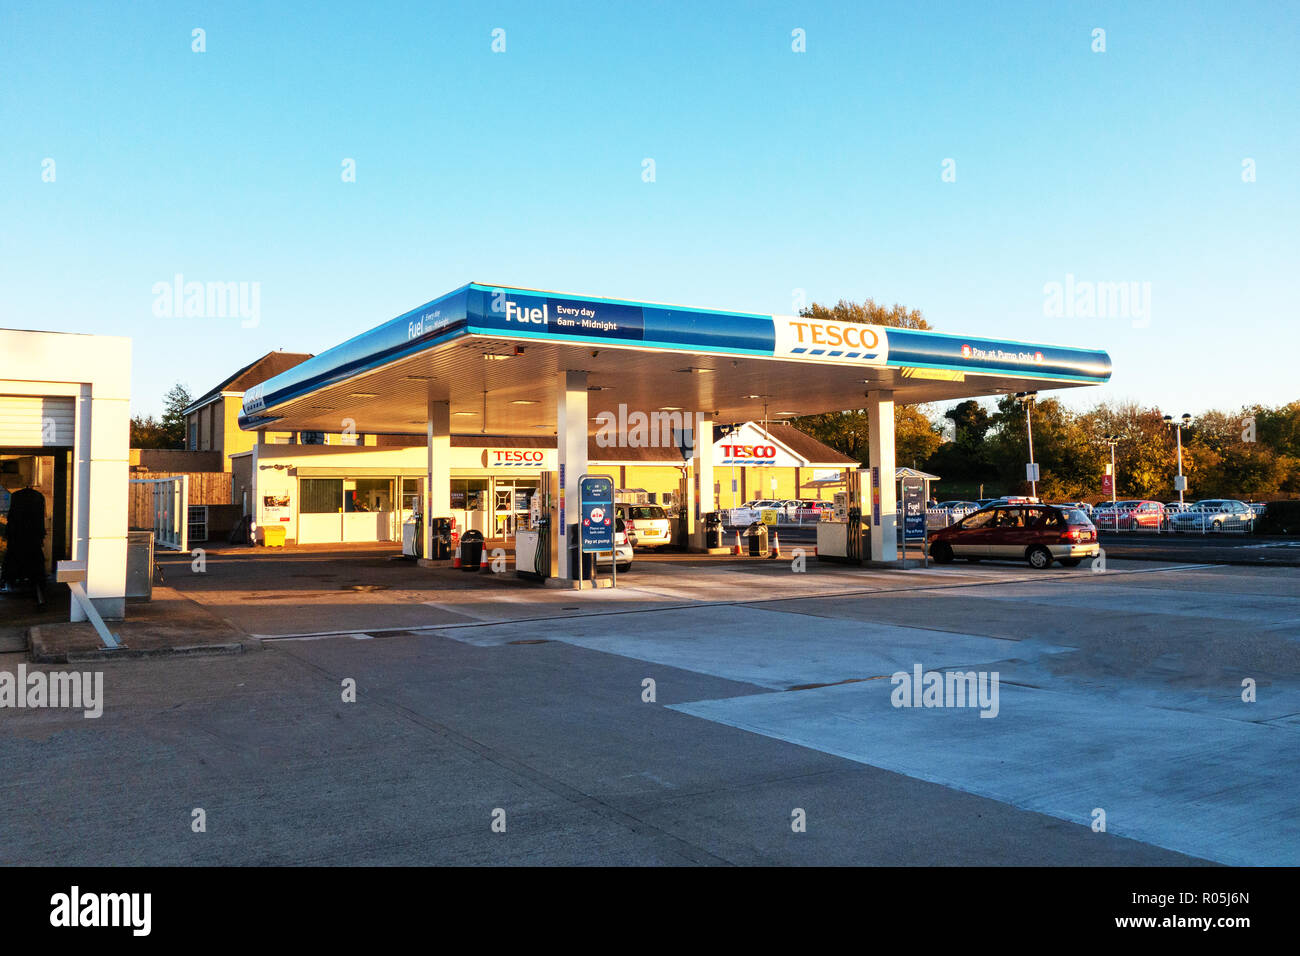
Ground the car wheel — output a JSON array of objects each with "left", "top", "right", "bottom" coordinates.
[
  {"left": 931, "top": 542, "right": 954, "bottom": 564},
  {"left": 1058, "top": 557, "right": 1082, "bottom": 568},
  {"left": 616, "top": 563, "right": 631, "bottom": 573},
  {"left": 1027, "top": 546, "right": 1053, "bottom": 569}
]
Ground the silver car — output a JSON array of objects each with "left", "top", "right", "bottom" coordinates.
[{"left": 1168, "top": 499, "right": 1255, "bottom": 532}]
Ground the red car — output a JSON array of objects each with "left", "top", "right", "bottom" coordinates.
[
  {"left": 1092, "top": 499, "right": 1165, "bottom": 531},
  {"left": 927, "top": 504, "right": 1099, "bottom": 569}
]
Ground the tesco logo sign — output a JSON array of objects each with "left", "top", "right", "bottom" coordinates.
[
  {"left": 492, "top": 449, "right": 544, "bottom": 464},
  {"left": 720, "top": 444, "right": 777, "bottom": 460}
]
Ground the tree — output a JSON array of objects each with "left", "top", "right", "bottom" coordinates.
[
  {"left": 945, "top": 400, "right": 992, "bottom": 450},
  {"left": 896, "top": 405, "right": 944, "bottom": 469},
  {"left": 129, "top": 415, "right": 171, "bottom": 449},
  {"left": 131, "top": 384, "right": 192, "bottom": 449},
  {"left": 160, "top": 383, "right": 193, "bottom": 448},
  {"left": 800, "top": 298, "right": 932, "bottom": 331}
]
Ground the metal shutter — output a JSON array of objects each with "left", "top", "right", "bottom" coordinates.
[{"left": 0, "top": 395, "right": 76, "bottom": 447}]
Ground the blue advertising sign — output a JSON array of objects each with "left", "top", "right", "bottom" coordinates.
[
  {"left": 579, "top": 474, "right": 615, "bottom": 553},
  {"left": 471, "top": 288, "right": 645, "bottom": 342},
  {"left": 902, "top": 477, "right": 926, "bottom": 541}
]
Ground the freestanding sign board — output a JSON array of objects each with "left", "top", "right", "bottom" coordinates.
[
  {"left": 902, "top": 476, "right": 926, "bottom": 541},
  {"left": 580, "top": 475, "right": 615, "bottom": 553}
]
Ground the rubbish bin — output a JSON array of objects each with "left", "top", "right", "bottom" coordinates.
[
  {"left": 704, "top": 511, "right": 724, "bottom": 549},
  {"left": 566, "top": 524, "right": 596, "bottom": 578},
  {"left": 429, "top": 517, "right": 452, "bottom": 560},
  {"left": 125, "top": 530, "right": 155, "bottom": 601},
  {"left": 459, "top": 529, "right": 485, "bottom": 571},
  {"left": 744, "top": 521, "right": 768, "bottom": 556}
]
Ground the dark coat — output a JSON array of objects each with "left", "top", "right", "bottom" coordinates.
[{"left": 2, "top": 487, "right": 47, "bottom": 585}]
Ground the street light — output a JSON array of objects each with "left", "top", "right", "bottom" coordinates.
[
  {"left": 1162, "top": 413, "right": 1193, "bottom": 506},
  {"left": 1101, "top": 433, "right": 1121, "bottom": 511},
  {"left": 1014, "top": 392, "right": 1039, "bottom": 499}
]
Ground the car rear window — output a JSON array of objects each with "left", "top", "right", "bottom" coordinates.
[
  {"left": 628, "top": 506, "right": 666, "bottom": 519},
  {"left": 1062, "top": 508, "right": 1091, "bottom": 525}
]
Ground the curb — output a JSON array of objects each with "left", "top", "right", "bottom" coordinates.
[{"left": 26, "top": 626, "right": 247, "bottom": 664}]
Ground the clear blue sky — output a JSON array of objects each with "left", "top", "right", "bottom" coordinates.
[{"left": 2, "top": 1, "right": 1296, "bottom": 419}]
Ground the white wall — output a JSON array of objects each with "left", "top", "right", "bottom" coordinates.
[{"left": 0, "top": 330, "right": 131, "bottom": 620}]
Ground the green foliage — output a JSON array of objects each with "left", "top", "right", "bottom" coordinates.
[
  {"left": 800, "top": 298, "right": 932, "bottom": 330},
  {"left": 132, "top": 383, "right": 192, "bottom": 449}
]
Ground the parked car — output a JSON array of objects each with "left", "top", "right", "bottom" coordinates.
[
  {"left": 783, "top": 498, "right": 830, "bottom": 519},
  {"left": 1167, "top": 499, "right": 1256, "bottom": 532},
  {"left": 614, "top": 503, "right": 672, "bottom": 548},
  {"left": 594, "top": 517, "right": 634, "bottom": 572},
  {"left": 1090, "top": 499, "right": 1165, "bottom": 530},
  {"left": 1249, "top": 502, "right": 1268, "bottom": 517},
  {"left": 927, "top": 503, "right": 1099, "bottom": 569},
  {"left": 936, "top": 499, "right": 980, "bottom": 516}
]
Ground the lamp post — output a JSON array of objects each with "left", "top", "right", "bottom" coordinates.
[
  {"left": 1162, "top": 413, "right": 1192, "bottom": 506},
  {"left": 1101, "top": 433, "right": 1120, "bottom": 511},
  {"left": 1014, "top": 392, "right": 1039, "bottom": 499}
]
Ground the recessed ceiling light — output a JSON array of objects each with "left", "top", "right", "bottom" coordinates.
[
  {"left": 674, "top": 367, "right": 713, "bottom": 374},
  {"left": 452, "top": 411, "right": 476, "bottom": 417},
  {"left": 776, "top": 411, "right": 799, "bottom": 416},
  {"left": 509, "top": 400, "right": 538, "bottom": 405},
  {"left": 587, "top": 385, "right": 608, "bottom": 392},
  {"left": 483, "top": 353, "right": 510, "bottom": 361},
  {"left": 659, "top": 406, "right": 684, "bottom": 411}
]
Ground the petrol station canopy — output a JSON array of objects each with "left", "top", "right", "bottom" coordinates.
[{"left": 238, "top": 282, "right": 1111, "bottom": 435}]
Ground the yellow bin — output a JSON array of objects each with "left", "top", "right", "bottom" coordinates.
[{"left": 263, "top": 526, "right": 287, "bottom": 548}]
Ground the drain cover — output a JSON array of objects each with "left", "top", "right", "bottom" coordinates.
[{"left": 340, "top": 584, "right": 390, "bottom": 592}]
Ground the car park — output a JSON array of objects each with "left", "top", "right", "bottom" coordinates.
[
  {"left": 1091, "top": 499, "right": 1165, "bottom": 531},
  {"left": 936, "top": 499, "right": 980, "bottom": 517},
  {"left": 927, "top": 503, "right": 1099, "bottom": 569},
  {"left": 1167, "top": 499, "right": 1256, "bottom": 532},
  {"left": 614, "top": 503, "right": 672, "bottom": 548}
]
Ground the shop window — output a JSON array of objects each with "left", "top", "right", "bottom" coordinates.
[
  {"left": 401, "top": 478, "right": 422, "bottom": 512},
  {"left": 345, "top": 478, "right": 393, "bottom": 513},
  {"left": 300, "top": 479, "right": 343, "bottom": 514}
]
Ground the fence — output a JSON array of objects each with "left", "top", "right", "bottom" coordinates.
[{"left": 128, "top": 470, "right": 231, "bottom": 531}]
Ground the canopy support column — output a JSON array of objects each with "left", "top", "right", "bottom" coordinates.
[
  {"left": 556, "top": 369, "right": 587, "bottom": 581},
  {"left": 423, "top": 400, "right": 450, "bottom": 560},
  {"left": 868, "top": 390, "right": 899, "bottom": 564},
  {"left": 689, "top": 415, "right": 713, "bottom": 550}
]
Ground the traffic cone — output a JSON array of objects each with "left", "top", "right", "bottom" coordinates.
[
  {"left": 769, "top": 531, "right": 781, "bottom": 559},
  {"left": 452, "top": 544, "right": 462, "bottom": 569},
  {"left": 734, "top": 531, "right": 742, "bottom": 555},
  {"left": 479, "top": 547, "right": 489, "bottom": 571}
]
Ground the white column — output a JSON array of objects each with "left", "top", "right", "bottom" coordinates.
[
  {"left": 690, "top": 415, "right": 714, "bottom": 549},
  {"left": 423, "top": 399, "right": 450, "bottom": 560},
  {"left": 556, "top": 369, "right": 588, "bottom": 579},
  {"left": 868, "top": 390, "right": 898, "bottom": 564}
]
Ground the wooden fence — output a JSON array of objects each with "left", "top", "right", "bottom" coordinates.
[{"left": 128, "top": 471, "right": 231, "bottom": 530}]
